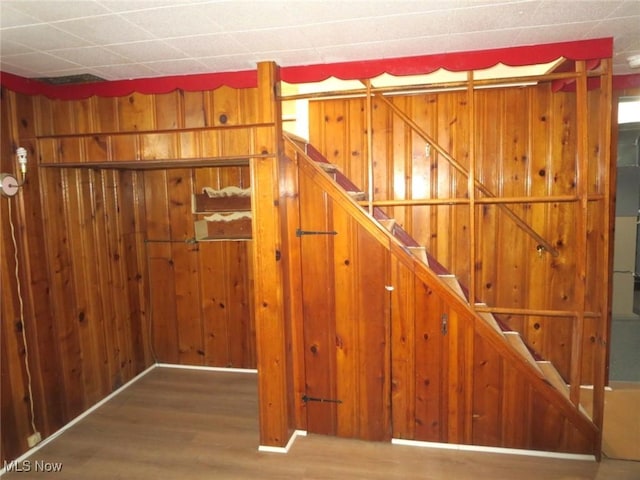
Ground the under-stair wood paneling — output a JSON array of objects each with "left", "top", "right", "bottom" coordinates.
[
  {"left": 309, "top": 82, "right": 609, "bottom": 386},
  {"left": 297, "top": 158, "right": 391, "bottom": 442},
  {"left": 288, "top": 138, "right": 598, "bottom": 455}
]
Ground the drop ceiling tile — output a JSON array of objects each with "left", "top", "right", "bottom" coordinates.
[
  {"left": 122, "top": 4, "right": 225, "bottom": 37},
  {"left": 0, "top": 39, "right": 36, "bottom": 57},
  {"left": 363, "top": 10, "right": 452, "bottom": 37},
  {"left": 446, "top": 29, "right": 520, "bottom": 52},
  {"left": 587, "top": 16, "right": 640, "bottom": 39},
  {"left": 189, "top": 1, "right": 305, "bottom": 31},
  {"left": 165, "top": 34, "right": 249, "bottom": 58},
  {"left": 196, "top": 53, "right": 260, "bottom": 72},
  {"left": 105, "top": 41, "right": 187, "bottom": 63},
  {"left": 274, "top": 0, "right": 458, "bottom": 27},
  {"left": 301, "top": 11, "right": 450, "bottom": 50},
  {"left": 610, "top": 0, "right": 640, "bottom": 17},
  {"left": 236, "top": 27, "right": 314, "bottom": 53},
  {"left": 55, "top": 14, "right": 155, "bottom": 45},
  {"left": 533, "top": 0, "right": 623, "bottom": 24},
  {"left": 260, "top": 48, "right": 321, "bottom": 67},
  {"left": 0, "top": 4, "right": 42, "bottom": 28},
  {"left": 99, "top": 0, "right": 204, "bottom": 13},
  {"left": 1, "top": 24, "right": 91, "bottom": 50},
  {"left": 48, "top": 46, "right": 130, "bottom": 67},
  {"left": 0, "top": 51, "right": 80, "bottom": 74},
  {"left": 374, "top": 35, "right": 453, "bottom": 58},
  {"left": 513, "top": 22, "right": 597, "bottom": 45},
  {"left": 3, "top": 1, "right": 111, "bottom": 23},
  {"left": 449, "top": 1, "right": 542, "bottom": 32},
  {"left": 90, "top": 62, "right": 158, "bottom": 80},
  {"left": 0, "top": 63, "right": 39, "bottom": 78},
  {"left": 142, "top": 58, "right": 212, "bottom": 75}
]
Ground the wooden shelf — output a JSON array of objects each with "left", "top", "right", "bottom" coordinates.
[
  {"left": 192, "top": 187, "right": 251, "bottom": 213},
  {"left": 193, "top": 186, "right": 252, "bottom": 241},
  {"left": 195, "top": 213, "right": 252, "bottom": 241}
]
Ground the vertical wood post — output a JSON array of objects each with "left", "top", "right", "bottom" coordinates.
[
  {"left": 467, "top": 72, "right": 476, "bottom": 309},
  {"left": 365, "top": 79, "right": 374, "bottom": 216},
  {"left": 251, "top": 61, "right": 292, "bottom": 448},
  {"left": 569, "top": 60, "right": 588, "bottom": 405},
  {"left": 593, "top": 58, "right": 613, "bottom": 458},
  {"left": 464, "top": 72, "right": 476, "bottom": 444}
]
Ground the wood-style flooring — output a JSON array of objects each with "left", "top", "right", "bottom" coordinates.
[{"left": 4, "top": 366, "right": 639, "bottom": 479}]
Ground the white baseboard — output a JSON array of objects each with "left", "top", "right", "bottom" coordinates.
[
  {"left": 391, "top": 438, "right": 595, "bottom": 461},
  {"left": 155, "top": 363, "right": 257, "bottom": 374},
  {"left": 258, "top": 430, "right": 307, "bottom": 454}
]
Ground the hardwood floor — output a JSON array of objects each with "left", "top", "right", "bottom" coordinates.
[{"left": 4, "top": 366, "right": 639, "bottom": 479}]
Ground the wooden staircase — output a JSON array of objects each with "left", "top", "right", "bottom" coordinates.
[{"left": 286, "top": 133, "right": 586, "bottom": 423}]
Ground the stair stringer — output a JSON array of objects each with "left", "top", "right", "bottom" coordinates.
[{"left": 284, "top": 135, "right": 599, "bottom": 456}]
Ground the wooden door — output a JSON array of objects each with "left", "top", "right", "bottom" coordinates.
[{"left": 298, "top": 172, "right": 391, "bottom": 441}]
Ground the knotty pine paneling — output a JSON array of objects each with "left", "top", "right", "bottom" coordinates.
[
  {"left": 293, "top": 146, "right": 598, "bottom": 454},
  {"left": 309, "top": 82, "right": 609, "bottom": 385},
  {"left": 142, "top": 166, "right": 255, "bottom": 369},
  {"left": 2, "top": 84, "right": 259, "bottom": 463},
  {"left": 297, "top": 167, "right": 391, "bottom": 442}
]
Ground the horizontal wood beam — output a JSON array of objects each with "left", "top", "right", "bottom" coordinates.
[
  {"left": 474, "top": 305, "right": 601, "bottom": 319},
  {"left": 35, "top": 122, "right": 275, "bottom": 139},
  {"left": 37, "top": 155, "right": 272, "bottom": 170},
  {"left": 280, "top": 71, "right": 584, "bottom": 101}
]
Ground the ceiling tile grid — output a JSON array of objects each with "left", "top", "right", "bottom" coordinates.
[{"left": 0, "top": 0, "right": 638, "bottom": 81}]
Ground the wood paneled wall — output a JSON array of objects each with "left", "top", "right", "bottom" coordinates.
[
  {"left": 309, "top": 82, "right": 610, "bottom": 385},
  {"left": 285, "top": 139, "right": 598, "bottom": 454},
  {"left": 1, "top": 84, "right": 261, "bottom": 462}
]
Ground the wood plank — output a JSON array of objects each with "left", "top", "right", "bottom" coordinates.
[
  {"left": 199, "top": 241, "right": 231, "bottom": 366},
  {"left": 471, "top": 332, "right": 503, "bottom": 447},
  {"left": 390, "top": 251, "right": 416, "bottom": 440},
  {"left": 355, "top": 223, "right": 390, "bottom": 441},
  {"left": 167, "top": 168, "right": 204, "bottom": 365},
  {"left": 63, "top": 168, "right": 105, "bottom": 404},
  {"left": 414, "top": 282, "right": 447, "bottom": 442},
  {"left": 501, "top": 360, "right": 532, "bottom": 449},
  {"left": 299, "top": 175, "right": 337, "bottom": 436},
  {"left": 143, "top": 170, "right": 178, "bottom": 363},
  {"left": 332, "top": 200, "right": 357, "bottom": 438},
  {"left": 102, "top": 169, "right": 137, "bottom": 384},
  {"left": 39, "top": 168, "right": 85, "bottom": 419},
  {"left": 224, "top": 241, "right": 254, "bottom": 368}
]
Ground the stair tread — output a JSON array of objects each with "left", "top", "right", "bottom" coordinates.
[
  {"left": 474, "top": 304, "right": 503, "bottom": 334},
  {"left": 407, "top": 246, "right": 430, "bottom": 266},
  {"left": 504, "top": 332, "right": 543, "bottom": 374},
  {"left": 537, "top": 361, "right": 569, "bottom": 397},
  {"left": 379, "top": 219, "right": 396, "bottom": 232},
  {"left": 347, "top": 191, "right": 367, "bottom": 201},
  {"left": 438, "top": 275, "right": 467, "bottom": 300},
  {"left": 316, "top": 161, "right": 338, "bottom": 173}
]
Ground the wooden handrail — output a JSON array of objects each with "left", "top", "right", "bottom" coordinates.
[
  {"left": 357, "top": 195, "right": 583, "bottom": 207},
  {"left": 374, "top": 93, "right": 560, "bottom": 258},
  {"left": 474, "top": 305, "right": 601, "bottom": 318}
]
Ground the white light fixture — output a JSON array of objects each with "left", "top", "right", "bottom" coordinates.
[
  {"left": 628, "top": 54, "right": 640, "bottom": 69},
  {"left": 0, "top": 147, "right": 28, "bottom": 198}
]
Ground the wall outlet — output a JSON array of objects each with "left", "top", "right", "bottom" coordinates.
[{"left": 27, "top": 432, "right": 41, "bottom": 448}]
